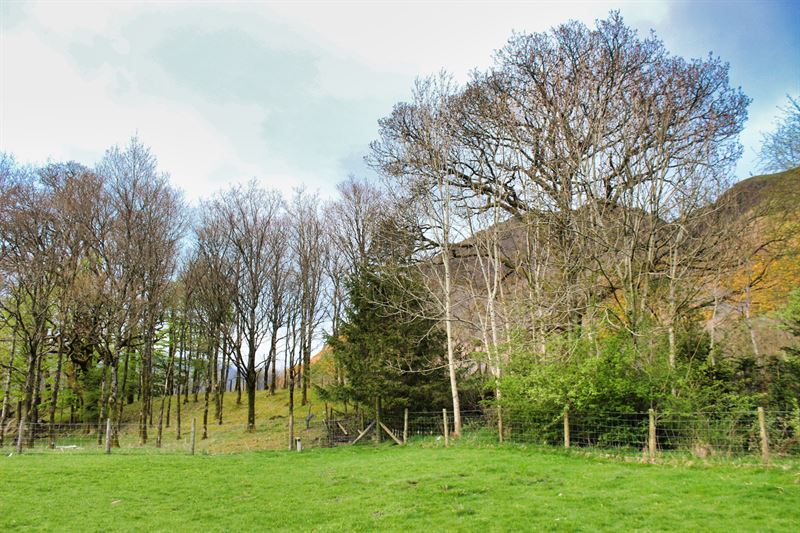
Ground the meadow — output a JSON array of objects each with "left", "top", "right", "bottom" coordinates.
[{"left": 2, "top": 443, "right": 799, "bottom": 532}]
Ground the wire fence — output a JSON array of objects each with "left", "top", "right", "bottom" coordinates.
[
  {"left": 329, "top": 407, "right": 800, "bottom": 461},
  {"left": 0, "top": 417, "right": 331, "bottom": 455},
  {"left": 4, "top": 407, "right": 799, "bottom": 461}
]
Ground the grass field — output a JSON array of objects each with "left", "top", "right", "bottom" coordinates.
[{"left": 2, "top": 444, "right": 799, "bottom": 532}]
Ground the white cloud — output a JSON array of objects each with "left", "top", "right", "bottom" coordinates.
[
  {"left": 1, "top": 0, "right": 793, "bottom": 207},
  {"left": 1, "top": 25, "right": 259, "bottom": 201},
  {"left": 268, "top": 1, "right": 670, "bottom": 80}
]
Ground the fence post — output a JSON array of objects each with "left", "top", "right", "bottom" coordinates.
[
  {"left": 403, "top": 408, "right": 408, "bottom": 445},
  {"left": 190, "top": 417, "right": 196, "bottom": 455},
  {"left": 497, "top": 405, "right": 504, "bottom": 444},
  {"left": 757, "top": 407, "right": 769, "bottom": 465},
  {"left": 442, "top": 409, "right": 449, "bottom": 448},
  {"left": 15, "top": 418, "right": 25, "bottom": 454},
  {"left": 105, "top": 418, "right": 112, "bottom": 454},
  {"left": 563, "top": 409, "right": 570, "bottom": 449},
  {"left": 648, "top": 408, "right": 656, "bottom": 463}
]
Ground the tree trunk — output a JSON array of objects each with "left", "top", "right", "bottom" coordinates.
[
  {"left": 246, "top": 362, "right": 256, "bottom": 431},
  {"left": 282, "top": 345, "right": 288, "bottom": 389},
  {"left": 441, "top": 235, "right": 462, "bottom": 437},
  {"left": 301, "top": 344, "right": 309, "bottom": 406},
  {"left": 29, "top": 354, "right": 44, "bottom": 448},
  {"left": 47, "top": 332, "right": 65, "bottom": 449},
  {"left": 269, "top": 336, "right": 277, "bottom": 395},
  {"left": 288, "top": 375, "right": 295, "bottom": 451},
  {"left": 0, "top": 330, "right": 17, "bottom": 447},
  {"left": 436, "top": 176, "right": 462, "bottom": 438},
  {"left": 97, "top": 361, "right": 108, "bottom": 445},
  {"left": 217, "top": 334, "right": 227, "bottom": 425},
  {"left": 202, "top": 330, "right": 215, "bottom": 439},
  {"left": 236, "top": 371, "right": 242, "bottom": 405},
  {"left": 157, "top": 321, "right": 176, "bottom": 448},
  {"left": 117, "top": 347, "right": 130, "bottom": 437},
  {"left": 16, "top": 351, "right": 32, "bottom": 454},
  {"left": 184, "top": 324, "right": 191, "bottom": 405},
  {"left": 176, "top": 323, "right": 184, "bottom": 440},
  {"left": 165, "top": 368, "right": 172, "bottom": 428}
]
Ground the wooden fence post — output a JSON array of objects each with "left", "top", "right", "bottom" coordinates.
[
  {"left": 403, "top": 408, "right": 408, "bottom": 445},
  {"left": 443, "top": 409, "right": 449, "bottom": 448},
  {"left": 374, "top": 397, "right": 382, "bottom": 444},
  {"left": 15, "top": 417, "right": 25, "bottom": 454},
  {"left": 758, "top": 407, "right": 769, "bottom": 465},
  {"left": 648, "top": 409, "right": 656, "bottom": 463},
  {"left": 190, "top": 417, "right": 196, "bottom": 455},
  {"left": 563, "top": 409, "right": 570, "bottom": 449},
  {"left": 105, "top": 418, "right": 112, "bottom": 454}
]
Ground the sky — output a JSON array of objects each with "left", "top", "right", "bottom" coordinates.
[{"left": 1, "top": 0, "right": 799, "bottom": 203}]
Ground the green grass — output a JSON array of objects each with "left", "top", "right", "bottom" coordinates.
[
  {"left": 2, "top": 444, "right": 799, "bottom": 532},
  {"left": 25, "top": 388, "right": 333, "bottom": 454}
]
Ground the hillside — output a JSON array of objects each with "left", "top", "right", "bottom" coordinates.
[
  {"left": 441, "top": 167, "right": 800, "bottom": 357},
  {"left": 712, "top": 167, "right": 800, "bottom": 357},
  {"left": 109, "top": 388, "right": 334, "bottom": 454}
]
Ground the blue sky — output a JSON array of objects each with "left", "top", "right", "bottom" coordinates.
[{"left": 1, "top": 1, "right": 798, "bottom": 202}]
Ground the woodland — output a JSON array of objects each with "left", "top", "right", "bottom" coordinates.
[{"left": 1, "top": 13, "right": 800, "bottom": 452}]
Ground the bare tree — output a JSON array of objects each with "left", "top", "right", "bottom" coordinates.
[
  {"left": 291, "top": 189, "right": 328, "bottom": 407},
  {"left": 97, "top": 136, "right": 185, "bottom": 445},
  {"left": 264, "top": 213, "right": 291, "bottom": 396},
  {"left": 371, "top": 73, "right": 465, "bottom": 436},
  {"left": 0, "top": 169, "right": 61, "bottom": 452},
  {"left": 758, "top": 95, "right": 800, "bottom": 173},
  {"left": 209, "top": 182, "right": 282, "bottom": 431}
]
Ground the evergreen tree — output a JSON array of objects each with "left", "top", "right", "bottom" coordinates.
[{"left": 325, "top": 267, "right": 452, "bottom": 415}]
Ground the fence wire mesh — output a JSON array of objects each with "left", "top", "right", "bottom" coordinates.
[
  {"left": 4, "top": 408, "right": 798, "bottom": 459},
  {"left": 1, "top": 418, "right": 332, "bottom": 455},
  {"left": 329, "top": 408, "right": 800, "bottom": 459}
]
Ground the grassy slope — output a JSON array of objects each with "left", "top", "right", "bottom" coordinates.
[
  {"left": 108, "top": 387, "right": 332, "bottom": 453},
  {"left": 2, "top": 445, "right": 799, "bottom": 532}
]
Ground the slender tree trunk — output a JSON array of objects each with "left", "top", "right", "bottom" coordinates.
[
  {"left": 211, "top": 328, "right": 219, "bottom": 424},
  {"left": 97, "top": 360, "right": 109, "bottom": 445},
  {"left": 288, "top": 372, "right": 295, "bottom": 450},
  {"left": 47, "top": 332, "right": 66, "bottom": 448},
  {"left": 157, "top": 320, "right": 176, "bottom": 448},
  {"left": 184, "top": 324, "right": 191, "bottom": 404},
  {"left": 192, "top": 363, "right": 199, "bottom": 403},
  {"left": 16, "top": 345, "right": 37, "bottom": 453},
  {"left": 268, "top": 323, "right": 279, "bottom": 395},
  {"left": 282, "top": 344, "right": 288, "bottom": 389},
  {"left": 140, "top": 317, "right": 158, "bottom": 445},
  {"left": 202, "top": 329, "right": 216, "bottom": 439},
  {"left": 0, "top": 330, "right": 17, "bottom": 447},
  {"left": 165, "top": 368, "right": 172, "bottom": 428},
  {"left": 107, "top": 348, "right": 120, "bottom": 447},
  {"left": 29, "top": 354, "right": 44, "bottom": 448},
  {"left": 288, "top": 310, "right": 297, "bottom": 449},
  {"left": 115, "top": 346, "right": 130, "bottom": 444},
  {"left": 236, "top": 371, "right": 242, "bottom": 405},
  {"left": 217, "top": 334, "right": 227, "bottom": 425},
  {"left": 301, "top": 342, "right": 308, "bottom": 406},
  {"left": 269, "top": 336, "right": 277, "bottom": 395},
  {"left": 441, "top": 231, "right": 462, "bottom": 436},
  {"left": 246, "top": 347, "right": 256, "bottom": 432},
  {"left": 176, "top": 323, "right": 184, "bottom": 440}
]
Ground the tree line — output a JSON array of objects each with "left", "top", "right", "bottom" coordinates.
[
  {"left": 329, "top": 12, "right": 800, "bottom": 438},
  {"left": 0, "top": 139, "right": 392, "bottom": 451}
]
